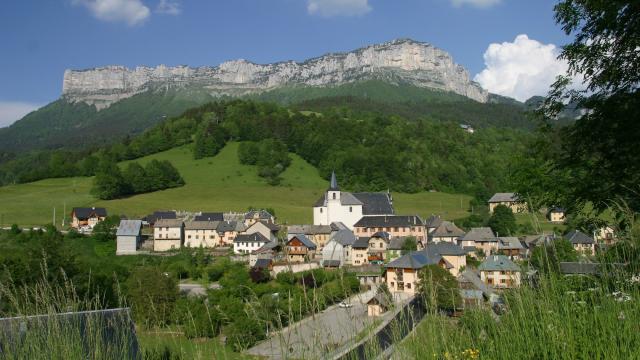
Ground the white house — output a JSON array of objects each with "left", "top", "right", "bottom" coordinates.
[
  {"left": 153, "top": 219, "right": 184, "bottom": 252},
  {"left": 313, "top": 171, "right": 394, "bottom": 230},
  {"left": 321, "top": 229, "right": 357, "bottom": 267},
  {"left": 233, "top": 233, "right": 271, "bottom": 254},
  {"left": 116, "top": 220, "right": 142, "bottom": 255},
  {"left": 184, "top": 221, "right": 220, "bottom": 248}
]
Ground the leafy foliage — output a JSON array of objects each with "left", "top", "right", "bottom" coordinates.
[
  {"left": 125, "top": 266, "right": 179, "bottom": 328},
  {"left": 530, "top": 239, "right": 578, "bottom": 274},
  {"left": 418, "top": 264, "right": 461, "bottom": 312},
  {"left": 487, "top": 205, "right": 517, "bottom": 236}
]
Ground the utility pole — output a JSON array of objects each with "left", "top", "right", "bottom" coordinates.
[
  {"left": 62, "top": 202, "right": 66, "bottom": 227},
  {"left": 53, "top": 207, "right": 56, "bottom": 228}
]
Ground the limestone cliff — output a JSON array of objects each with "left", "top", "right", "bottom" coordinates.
[{"left": 62, "top": 39, "right": 488, "bottom": 109}]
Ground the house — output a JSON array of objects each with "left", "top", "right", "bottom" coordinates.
[
  {"left": 386, "top": 236, "right": 410, "bottom": 262},
  {"left": 459, "top": 227, "right": 498, "bottom": 256},
  {"left": 233, "top": 233, "right": 271, "bottom": 254},
  {"left": 521, "top": 233, "right": 557, "bottom": 249},
  {"left": 353, "top": 215, "right": 426, "bottom": 243},
  {"left": 425, "top": 215, "right": 443, "bottom": 235},
  {"left": 488, "top": 193, "right": 526, "bottom": 213},
  {"left": 313, "top": 171, "right": 394, "bottom": 229},
  {"left": 595, "top": 226, "right": 616, "bottom": 245},
  {"left": 423, "top": 242, "right": 467, "bottom": 277},
  {"left": 367, "top": 232, "right": 390, "bottom": 263},
  {"left": 71, "top": 207, "right": 107, "bottom": 230},
  {"left": 547, "top": 207, "right": 566, "bottom": 223},
  {"left": 564, "top": 230, "right": 596, "bottom": 255},
  {"left": 286, "top": 234, "right": 317, "bottom": 263},
  {"left": 498, "top": 237, "right": 525, "bottom": 260},
  {"left": 287, "top": 224, "right": 333, "bottom": 249},
  {"left": 249, "top": 241, "right": 280, "bottom": 267},
  {"left": 429, "top": 221, "right": 465, "bottom": 244},
  {"left": 253, "top": 258, "right": 273, "bottom": 272},
  {"left": 367, "top": 294, "right": 391, "bottom": 317},
  {"left": 460, "top": 124, "right": 475, "bottom": 134},
  {"left": 143, "top": 211, "right": 176, "bottom": 227},
  {"left": 385, "top": 251, "right": 447, "bottom": 295},
  {"left": 116, "top": 220, "right": 142, "bottom": 255},
  {"left": 184, "top": 221, "right": 220, "bottom": 248},
  {"left": 245, "top": 221, "right": 280, "bottom": 242},
  {"left": 322, "top": 229, "right": 357, "bottom": 267},
  {"left": 351, "top": 237, "right": 370, "bottom": 266},
  {"left": 194, "top": 212, "right": 224, "bottom": 221},
  {"left": 217, "top": 221, "right": 243, "bottom": 246},
  {"left": 244, "top": 209, "right": 275, "bottom": 227},
  {"left": 153, "top": 219, "right": 184, "bottom": 252},
  {"left": 478, "top": 255, "right": 521, "bottom": 289}
]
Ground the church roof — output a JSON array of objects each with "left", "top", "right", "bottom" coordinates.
[
  {"left": 329, "top": 171, "right": 339, "bottom": 190},
  {"left": 353, "top": 193, "right": 394, "bottom": 215}
]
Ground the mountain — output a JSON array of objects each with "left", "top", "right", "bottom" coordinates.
[{"left": 62, "top": 38, "right": 487, "bottom": 110}]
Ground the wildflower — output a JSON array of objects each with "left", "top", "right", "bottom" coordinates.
[
  {"left": 462, "top": 348, "right": 480, "bottom": 360},
  {"left": 618, "top": 311, "right": 626, "bottom": 321}
]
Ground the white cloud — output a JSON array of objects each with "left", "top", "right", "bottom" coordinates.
[
  {"left": 0, "top": 101, "right": 42, "bottom": 128},
  {"left": 474, "top": 34, "right": 580, "bottom": 102},
  {"left": 307, "top": 0, "right": 371, "bottom": 17},
  {"left": 73, "top": 0, "right": 151, "bottom": 26},
  {"left": 450, "top": 0, "right": 501, "bottom": 8},
  {"left": 156, "top": 0, "right": 181, "bottom": 15}
]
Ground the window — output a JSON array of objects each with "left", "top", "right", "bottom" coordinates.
[
  {"left": 349, "top": 206, "right": 352, "bottom": 212},
  {"left": 500, "top": 279, "right": 506, "bottom": 284},
  {"left": 394, "top": 227, "right": 399, "bottom": 232},
  {"left": 188, "top": 235, "right": 192, "bottom": 239},
  {"left": 407, "top": 283, "right": 411, "bottom": 289},
  {"left": 320, "top": 208, "right": 323, "bottom": 213},
  {"left": 380, "top": 242, "right": 384, "bottom": 248},
  {"left": 332, "top": 193, "right": 336, "bottom": 200}
]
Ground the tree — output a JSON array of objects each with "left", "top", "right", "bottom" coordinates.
[
  {"left": 123, "top": 162, "right": 149, "bottom": 193},
  {"left": 237, "top": 141, "right": 259, "bottom": 165},
  {"left": 193, "top": 121, "right": 228, "bottom": 159},
  {"left": 91, "top": 215, "right": 120, "bottom": 242},
  {"left": 530, "top": 239, "right": 578, "bottom": 274},
  {"left": 418, "top": 265, "right": 461, "bottom": 312},
  {"left": 487, "top": 205, "right": 517, "bottom": 236},
  {"left": 91, "top": 157, "right": 129, "bottom": 200},
  {"left": 249, "top": 266, "right": 271, "bottom": 284},
  {"left": 126, "top": 266, "right": 179, "bottom": 328},
  {"left": 401, "top": 236, "right": 417, "bottom": 255}
]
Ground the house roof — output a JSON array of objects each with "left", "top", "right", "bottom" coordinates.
[
  {"left": 353, "top": 193, "right": 394, "bottom": 215},
  {"left": 323, "top": 260, "right": 341, "bottom": 267},
  {"left": 116, "top": 220, "right": 142, "bottom": 236},
  {"left": 244, "top": 209, "right": 274, "bottom": 220},
  {"left": 287, "top": 224, "right": 332, "bottom": 235},
  {"left": 424, "top": 242, "right": 467, "bottom": 256},
  {"left": 425, "top": 215, "right": 443, "bottom": 229},
  {"left": 388, "top": 237, "right": 408, "bottom": 250},
  {"left": 253, "top": 258, "right": 272, "bottom": 269},
  {"left": 254, "top": 241, "right": 280, "bottom": 254},
  {"left": 478, "top": 255, "right": 520, "bottom": 272},
  {"left": 548, "top": 207, "right": 566, "bottom": 214},
  {"left": 386, "top": 251, "right": 441, "bottom": 269},
  {"left": 460, "top": 227, "right": 496, "bottom": 242},
  {"left": 194, "top": 212, "right": 223, "bottom": 221},
  {"left": 371, "top": 231, "right": 391, "bottom": 241},
  {"left": 144, "top": 211, "right": 176, "bottom": 223},
  {"left": 330, "top": 222, "right": 349, "bottom": 231},
  {"left": 488, "top": 193, "right": 519, "bottom": 203},
  {"left": 430, "top": 221, "right": 465, "bottom": 238},
  {"left": 72, "top": 207, "right": 107, "bottom": 219},
  {"left": 288, "top": 234, "right": 317, "bottom": 249},
  {"left": 330, "top": 229, "right": 357, "bottom": 246},
  {"left": 498, "top": 237, "right": 524, "bottom": 250},
  {"left": 559, "top": 262, "right": 599, "bottom": 275},
  {"left": 185, "top": 221, "right": 219, "bottom": 230},
  {"left": 353, "top": 237, "right": 370, "bottom": 248},
  {"left": 367, "top": 294, "right": 391, "bottom": 308},
  {"left": 154, "top": 219, "right": 183, "bottom": 228},
  {"left": 216, "top": 221, "right": 238, "bottom": 233},
  {"left": 234, "top": 233, "right": 270, "bottom": 243},
  {"left": 354, "top": 215, "right": 423, "bottom": 228},
  {"left": 564, "top": 230, "right": 595, "bottom": 244}
]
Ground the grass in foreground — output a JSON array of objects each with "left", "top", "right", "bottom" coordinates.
[{"left": 0, "top": 142, "right": 471, "bottom": 227}]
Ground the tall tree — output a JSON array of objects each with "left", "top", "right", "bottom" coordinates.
[{"left": 487, "top": 205, "right": 517, "bottom": 236}]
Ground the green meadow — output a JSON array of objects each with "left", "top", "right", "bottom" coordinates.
[{"left": 0, "top": 142, "right": 471, "bottom": 227}]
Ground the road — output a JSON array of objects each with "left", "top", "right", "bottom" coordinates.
[{"left": 246, "top": 287, "right": 380, "bottom": 359}]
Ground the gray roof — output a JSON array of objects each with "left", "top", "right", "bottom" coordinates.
[
  {"left": 488, "top": 193, "right": 519, "bottom": 203},
  {"left": 353, "top": 237, "right": 370, "bottom": 248},
  {"left": 424, "top": 242, "right": 467, "bottom": 256},
  {"left": 329, "top": 171, "right": 339, "bottom": 190},
  {"left": 154, "top": 219, "right": 183, "bottom": 228},
  {"left": 478, "top": 255, "right": 521, "bottom": 272},
  {"left": 245, "top": 209, "right": 274, "bottom": 220},
  {"left": 386, "top": 251, "right": 441, "bottom": 269},
  {"left": 116, "top": 220, "right": 142, "bottom": 236},
  {"left": 498, "top": 237, "right": 524, "bottom": 250},
  {"left": 323, "top": 260, "right": 341, "bottom": 267},
  {"left": 313, "top": 192, "right": 362, "bottom": 207},
  {"left": 371, "top": 231, "right": 391, "bottom": 241},
  {"left": 461, "top": 227, "right": 496, "bottom": 242},
  {"left": 367, "top": 294, "right": 391, "bottom": 308},
  {"left": 425, "top": 215, "right": 443, "bottom": 228},
  {"left": 144, "top": 211, "right": 176, "bottom": 223},
  {"left": 234, "top": 233, "right": 270, "bottom": 243},
  {"left": 194, "top": 212, "right": 223, "bottom": 221},
  {"left": 216, "top": 221, "right": 238, "bottom": 233},
  {"left": 330, "top": 229, "right": 357, "bottom": 246},
  {"left": 72, "top": 207, "right": 107, "bottom": 219},
  {"left": 388, "top": 237, "right": 408, "bottom": 250},
  {"left": 288, "top": 234, "right": 317, "bottom": 249},
  {"left": 253, "top": 258, "right": 272, "bottom": 269},
  {"left": 287, "top": 224, "right": 332, "bottom": 235},
  {"left": 559, "top": 262, "right": 599, "bottom": 275},
  {"left": 330, "top": 222, "right": 349, "bottom": 231},
  {"left": 430, "top": 221, "right": 465, "bottom": 238},
  {"left": 564, "top": 230, "right": 595, "bottom": 245},
  {"left": 354, "top": 215, "right": 423, "bottom": 228},
  {"left": 254, "top": 241, "right": 280, "bottom": 253},
  {"left": 184, "top": 220, "right": 219, "bottom": 230},
  {"left": 353, "top": 192, "right": 394, "bottom": 215}
]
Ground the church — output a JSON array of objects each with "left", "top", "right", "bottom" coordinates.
[{"left": 313, "top": 172, "right": 395, "bottom": 229}]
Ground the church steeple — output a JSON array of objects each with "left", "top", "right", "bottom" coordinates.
[{"left": 329, "top": 171, "right": 339, "bottom": 191}]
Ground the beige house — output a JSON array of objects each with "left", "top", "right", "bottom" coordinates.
[
  {"left": 478, "top": 255, "right": 521, "bottom": 289},
  {"left": 488, "top": 193, "right": 526, "bottom": 213},
  {"left": 458, "top": 227, "right": 498, "bottom": 257},
  {"left": 71, "top": 207, "right": 107, "bottom": 230},
  {"left": 565, "top": 230, "right": 596, "bottom": 256},
  {"left": 429, "top": 221, "right": 465, "bottom": 243},
  {"left": 385, "top": 251, "right": 449, "bottom": 295},
  {"left": 367, "top": 232, "right": 390, "bottom": 263},
  {"left": 353, "top": 215, "right": 426, "bottom": 243},
  {"left": 244, "top": 210, "right": 275, "bottom": 227},
  {"left": 246, "top": 221, "right": 280, "bottom": 242},
  {"left": 184, "top": 221, "right": 220, "bottom": 248},
  {"left": 286, "top": 234, "right": 317, "bottom": 263},
  {"left": 351, "top": 237, "right": 370, "bottom": 266},
  {"left": 424, "top": 242, "right": 467, "bottom": 277},
  {"left": 287, "top": 224, "right": 333, "bottom": 249},
  {"left": 547, "top": 207, "right": 566, "bottom": 223},
  {"left": 154, "top": 219, "right": 184, "bottom": 252},
  {"left": 367, "top": 294, "right": 391, "bottom": 317},
  {"left": 217, "top": 221, "right": 243, "bottom": 246},
  {"left": 595, "top": 226, "right": 616, "bottom": 245}
]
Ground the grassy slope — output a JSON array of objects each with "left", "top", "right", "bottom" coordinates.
[{"left": 0, "top": 142, "right": 471, "bottom": 227}]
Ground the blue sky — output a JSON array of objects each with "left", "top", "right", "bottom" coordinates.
[{"left": 0, "top": 0, "right": 573, "bottom": 126}]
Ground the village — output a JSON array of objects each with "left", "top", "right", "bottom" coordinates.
[{"left": 70, "top": 172, "right": 618, "bottom": 323}]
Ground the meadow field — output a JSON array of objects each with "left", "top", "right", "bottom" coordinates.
[{"left": 0, "top": 142, "right": 472, "bottom": 227}]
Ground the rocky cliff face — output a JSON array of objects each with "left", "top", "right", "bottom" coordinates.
[{"left": 62, "top": 39, "right": 488, "bottom": 109}]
